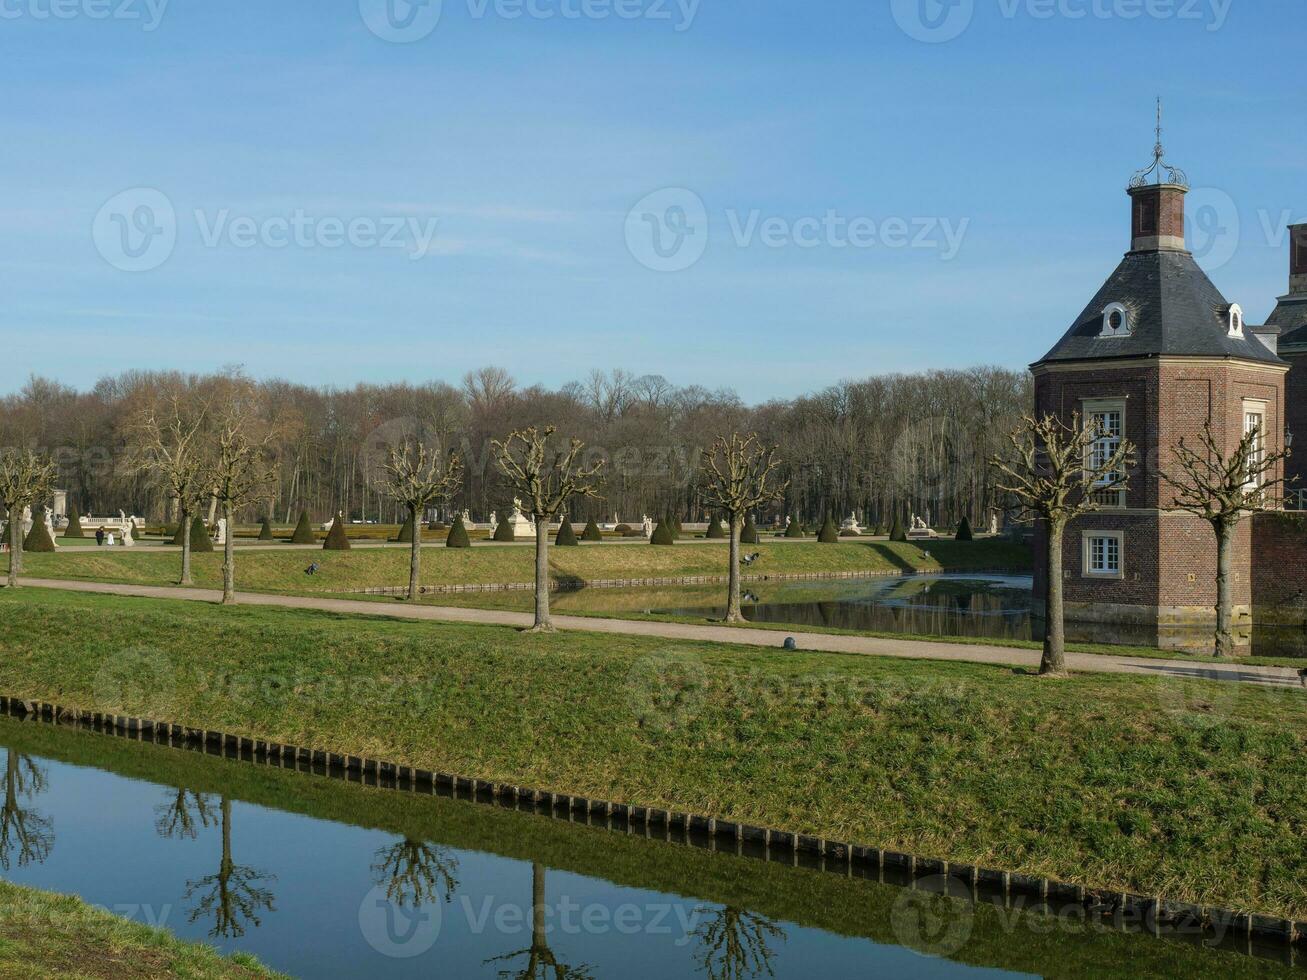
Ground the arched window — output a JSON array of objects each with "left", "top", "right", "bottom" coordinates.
[
  {"left": 1227, "top": 304, "right": 1244, "bottom": 338},
  {"left": 1100, "top": 303, "right": 1131, "bottom": 338}
]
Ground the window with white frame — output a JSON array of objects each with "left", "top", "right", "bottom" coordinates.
[
  {"left": 1100, "top": 303, "right": 1131, "bottom": 338},
  {"left": 1084, "top": 399, "right": 1127, "bottom": 507},
  {"left": 1083, "top": 531, "right": 1123, "bottom": 578},
  {"left": 1243, "top": 405, "right": 1266, "bottom": 489},
  {"left": 1227, "top": 304, "right": 1245, "bottom": 338}
]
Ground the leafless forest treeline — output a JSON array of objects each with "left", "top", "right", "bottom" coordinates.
[{"left": 0, "top": 366, "right": 1030, "bottom": 529}]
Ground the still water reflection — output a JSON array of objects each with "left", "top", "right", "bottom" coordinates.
[{"left": 0, "top": 719, "right": 1298, "bottom": 978}]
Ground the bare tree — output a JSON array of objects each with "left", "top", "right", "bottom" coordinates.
[
  {"left": 210, "top": 385, "right": 277, "bottom": 604},
  {"left": 699, "top": 434, "right": 788, "bottom": 623},
  {"left": 1162, "top": 418, "right": 1291, "bottom": 658},
  {"left": 371, "top": 837, "right": 460, "bottom": 908},
  {"left": 384, "top": 442, "right": 464, "bottom": 600},
  {"left": 126, "top": 392, "right": 212, "bottom": 585},
  {"left": 0, "top": 450, "right": 58, "bottom": 588},
  {"left": 492, "top": 426, "right": 604, "bottom": 632},
  {"left": 990, "top": 413, "right": 1135, "bottom": 676}
]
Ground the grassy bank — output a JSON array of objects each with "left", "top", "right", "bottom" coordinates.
[
  {"left": 1, "top": 717, "right": 1296, "bottom": 978},
  {"left": 0, "top": 879, "right": 283, "bottom": 979},
  {"left": 1, "top": 588, "right": 1305, "bottom": 921},
  {"left": 15, "top": 539, "right": 1030, "bottom": 594}
]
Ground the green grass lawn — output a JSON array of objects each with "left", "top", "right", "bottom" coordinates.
[
  {"left": 0, "top": 879, "right": 284, "bottom": 979},
  {"left": 1, "top": 587, "right": 1305, "bottom": 922},
  {"left": 16, "top": 538, "right": 1031, "bottom": 593}
]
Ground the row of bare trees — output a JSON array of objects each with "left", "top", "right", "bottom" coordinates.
[{"left": 0, "top": 366, "right": 1030, "bottom": 532}]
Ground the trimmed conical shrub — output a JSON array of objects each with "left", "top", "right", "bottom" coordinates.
[
  {"left": 555, "top": 519, "right": 579, "bottom": 546},
  {"left": 323, "top": 514, "right": 351, "bottom": 551},
  {"left": 956, "top": 516, "right": 974, "bottom": 541},
  {"left": 650, "top": 519, "right": 676, "bottom": 545},
  {"left": 23, "top": 518, "right": 56, "bottom": 553},
  {"left": 817, "top": 515, "right": 839, "bottom": 544},
  {"left": 258, "top": 517, "right": 274, "bottom": 541},
  {"left": 446, "top": 515, "right": 470, "bottom": 548},
  {"left": 740, "top": 516, "right": 759, "bottom": 544},
  {"left": 581, "top": 519, "right": 602, "bottom": 542},
  {"left": 889, "top": 516, "right": 907, "bottom": 542},
  {"left": 493, "top": 518, "right": 516, "bottom": 542},
  {"left": 784, "top": 516, "right": 804, "bottom": 538},
  {"left": 63, "top": 504, "right": 84, "bottom": 538},
  {"left": 395, "top": 513, "right": 414, "bottom": 543},
  {"left": 290, "top": 511, "right": 315, "bottom": 544},
  {"left": 705, "top": 516, "right": 726, "bottom": 539},
  {"left": 190, "top": 516, "right": 214, "bottom": 553}
]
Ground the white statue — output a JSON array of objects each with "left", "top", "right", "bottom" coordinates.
[
  {"left": 642, "top": 514, "right": 654, "bottom": 539},
  {"left": 512, "top": 497, "right": 524, "bottom": 518},
  {"left": 460, "top": 509, "right": 472, "bottom": 527},
  {"left": 121, "top": 520, "right": 135, "bottom": 547},
  {"left": 784, "top": 515, "right": 792, "bottom": 528},
  {"left": 488, "top": 510, "right": 498, "bottom": 534},
  {"left": 988, "top": 512, "right": 999, "bottom": 536},
  {"left": 20, "top": 506, "right": 33, "bottom": 537},
  {"left": 214, "top": 517, "right": 227, "bottom": 545}
]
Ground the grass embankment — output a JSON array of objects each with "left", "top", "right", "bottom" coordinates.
[
  {"left": 2, "top": 718, "right": 1295, "bottom": 979},
  {"left": 0, "top": 879, "right": 283, "bottom": 979},
  {"left": 17, "top": 539, "right": 1030, "bottom": 593},
  {"left": 1, "top": 588, "right": 1305, "bottom": 921}
]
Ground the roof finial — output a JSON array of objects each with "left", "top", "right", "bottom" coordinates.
[{"left": 1129, "top": 97, "right": 1188, "bottom": 190}]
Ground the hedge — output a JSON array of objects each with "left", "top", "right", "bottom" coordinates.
[
  {"left": 650, "top": 519, "right": 676, "bottom": 545},
  {"left": 555, "top": 519, "right": 579, "bottom": 546},
  {"left": 290, "top": 511, "right": 316, "bottom": 544},
  {"left": 817, "top": 516, "right": 839, "bottom": 544},
  {"left": 581, "top": 520, "right": 602, "bottom": 542},
  {"left": 257, "top": 517, "right": 274, "bottom": 541},
  {"left": 889, "top": 516, "right": 906, "bottom": 542},
  {"left": 704, "top": 516, "right": 726, "bottom": 539},
  {"left": 446, "top": 515, "right": 471, "bottom": 548},
  {"left": 395, "top": 514, "right": 415, "bottom": 543},
  {"left": 189, "top": 516, "right": 214, "bottom": 553},
  {"left": 323, "top": 516, "right": 351, "bottom": 551},
  {"left": 23, "top": 518, "right": 56, "bottom": 553},
  {"left": 492, "top": 518, "right": 516, "bottom": 542},
  {"left": 740, "top": 516, "right": 759, "bottom": 544},
  {"left": 956, "top": 516, "right": 974, "bottom": 541},
  {"left": 63, "top": 504, "right": 84, "bottom": 539},
  {"left": 784, "top": 516, "right": 804, "bottom": 538}
]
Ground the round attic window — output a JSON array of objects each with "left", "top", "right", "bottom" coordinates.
[{"left": 1101, "top": 303, "right": 1130, "bottom": 338}]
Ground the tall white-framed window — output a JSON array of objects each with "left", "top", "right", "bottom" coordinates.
[
  {"left": 1227, "top": 304, "right": 1245, "bottom": 338},
  {"left": 1083, "top": 398, "right": 1127, "bottom": 508},
  {"left": 1082, "top": 530, "right": 1124, "bottom": 579},
  {"left": 1243, "top": 402, "right": 1266, "bottom": 490}
]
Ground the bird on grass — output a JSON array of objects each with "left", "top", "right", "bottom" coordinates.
[
  {"left": 739, "top": 552, "right": 762, "bottom": 566},
  {"left": 304, "top": 562, "right": 320, "bottom": 576}
]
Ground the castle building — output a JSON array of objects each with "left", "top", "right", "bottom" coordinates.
[
  {"left": 1268, "top": 222, "right": 1307, "bottom": 498},
  {"left": 1030, "top": 130, "right": 1297, "bottom": 645}
]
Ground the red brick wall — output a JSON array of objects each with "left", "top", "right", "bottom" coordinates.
[
  {"left": 1251, "top": 511, "right": 1307, "bottom": 620},
  {"left": 1284, "top": 351, "right": 1307, "bottom": 493}
]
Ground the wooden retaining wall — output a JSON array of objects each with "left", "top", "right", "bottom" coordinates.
[{"left": 1, "top": 694, "right": 1300, "bottom": 961}]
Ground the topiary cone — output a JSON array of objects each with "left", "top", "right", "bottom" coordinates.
[
  {"left": 190, "top": 515, "right": 214, "bottom": 553},
  {"left": 63, "top": 504, "right": 85, "bottom": 539},
  {"left": 492, "top": 516, "right": 516, "bottom": 542},
  {"left": 955, "top": 516, "right": 974, "bottom": 541},
  {"left": 705, "top": 516, "right": 726, "bottom": 539},
  {"left": 555, "top": 518, "right": 579, "bottom": 546},
  {"left": 446, "top": 514, "right": 471, "bottom": 548},
  {"left": 889, "top": 516, "right": 907, "bottom": 542},
  {"left": 581, "top": 519, "right": 602, "bottom": 542},
  {"left": 784, "top": 516, "right": 804, "bottom": 538},
  {"left": 650, "top": 519, "right": 676, "bottom": 545},
  {"left": 323, "top": 514, "right": 351, "bottom": 551},
  {"left": 290, "top": 511, "right": 316, "bottom": 544},
  {"left": 258, "top": 517, "right": 274, "bottom": 541},
  {"left": 23, "top": 518, "right": 56, "bottom": 553},
  {"left": 740, "top": 516, "right": 760, "bottom": 544},
  {"left": 395, "top": 513, "right": 414, "bottom": 543},
  {"left": 817, "top": 515, "right": 839, "bottom": 544}
]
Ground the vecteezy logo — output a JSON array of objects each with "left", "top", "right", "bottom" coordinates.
[
  {"left": 359, "top": 0, "right": 442, "bottom": 42},
  {"left": 889, "top": 875, "right": 974, "bottom": 957},
  {"left": 891, "top": 0, "right": 974, "bottom": 43},
  {"left": 92, "top": 647, "right": 176, "bottom": 717},
  {"left": 625, "top": 188, "right": 708, "bottom": 272},
  {"left": 92, "top": 188, "right": 177, "bottom": 272},
  {"left": 1186, "top": 186, "right": 1240, "bottom": 272},
  {"left": 358, "top": 885, "right": 442, "bottom": 958}
]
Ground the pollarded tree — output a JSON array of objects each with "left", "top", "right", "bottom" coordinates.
[
  {"left": 210, "top": 386, "right": 278, "bottom": 605},
  {"left": 0, "top": 450, "right": 58, "bottom": 588},
  {"left": 383, "top": 441, "right": 464, "bottom": 601},
  {"left": 1162, "top": 418, "right": 1291, "bottom": 658},
  {"left": 699, "top": 434, "right": 788, "bottom": 623},
  {"left": 126, "top": 393, "right": 213, "bottom": 586},
  {"left": 492, "top": 426, "right": 604, "bottom": 632},
  {"left": 991, "top": 413, "right": 1135, "bottom": 676}
]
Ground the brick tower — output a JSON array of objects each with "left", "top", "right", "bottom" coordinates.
[
  {"left": 1030, "top": 130, "right": 1288, "bottom": 646},
  {"left": 1267, "top": 223, "right": 1307, "bottom": 497}
]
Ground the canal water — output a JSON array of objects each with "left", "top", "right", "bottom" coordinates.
[{"left": 0, "top": 717, "right": 1298, "bottom": 977}]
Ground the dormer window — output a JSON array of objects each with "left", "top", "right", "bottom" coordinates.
[
  {"left": 1227, "top": 304, "right": 1244, "bottom": 338},
  {"left": 1100, "top": 303, "right": 1131, "bottom": 338}
]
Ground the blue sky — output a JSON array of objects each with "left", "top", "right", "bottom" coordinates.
[{"left": 2, "top": 0, "right": 1303, "bottom": 401}]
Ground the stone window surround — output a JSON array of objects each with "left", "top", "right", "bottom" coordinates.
[
  {"left": 1081, "top": 396, "right": 1128, "bottom": 509},
  {"left": 1081, "top": 529, "right": 1124, "bottom": 580}
]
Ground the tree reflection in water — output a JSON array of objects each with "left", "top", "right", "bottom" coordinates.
[
  {"left": 0, "top": 749, "right": 53, "bottom": 869},
  {"left": 182, "top": 797, "right": 277, "bottom": 938},
  {"left": 371, "top": 837, "right": 460, "bottom": 908},
  {"left": 693, "top": 906, "right": 784, "bottom": 980},
  {"left": 155, "top": 788, "right": 215, "bottom": 840},
  {"left": 486, "top": 861, "right": 594, "bottom": 980}
]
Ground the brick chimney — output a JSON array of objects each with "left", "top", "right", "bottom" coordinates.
[
  {"left": 1291, "top": 222, "right": 1307, "bottom": 295},
  {"left": 1128, "top": 183, "right": 1187, "bottom": 253}
]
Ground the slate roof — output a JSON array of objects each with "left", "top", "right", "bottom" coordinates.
[
  {"left": 1268, "top": 294, "right": 1307, "bottom": 349},
  {"left": 1036, "top": 249, "right": 1285, "bottom": 366}
]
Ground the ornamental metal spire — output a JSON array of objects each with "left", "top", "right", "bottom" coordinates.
[{"left": 1129, "top": 97, "right": 1189, "bottom": 189}]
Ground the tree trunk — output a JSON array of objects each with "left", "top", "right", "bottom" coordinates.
[
  {"left": 6, "top": 511, "right": 21, "bottom": 588},
  {"left": 1040, "top": 517, "right": 1067, "bottom": 676},
  {"left": 530, "top": 515, "right": 553, "bottom": 632},
  {"left": 407, "top": 502, "right": 421, "bottom": 601},
  {"left": 725, "top": 512, "right": 743, "bottom": 623},
  {"left": 221, "top": 502, "right": 236, "bottom": 605},
  {"left": 179, "top": 504, "right": 193, "bottom": 586},
  {"left": 1213, "top": 519, "right": 1236, "bottom": 658}
]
